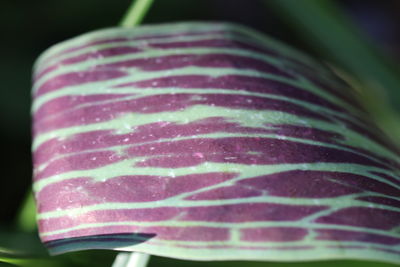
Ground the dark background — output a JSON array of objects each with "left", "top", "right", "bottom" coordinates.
[{"left": 0, "top": 0, "right": 399, "bottom": 223}]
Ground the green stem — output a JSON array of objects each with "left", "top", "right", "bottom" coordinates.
[{"left": 120, "top": 0, "right": 154, "bottom": 27}]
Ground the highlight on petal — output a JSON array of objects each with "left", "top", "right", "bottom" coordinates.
[{"left": 32, "top": 22, "right": 400, "bottom": 264}]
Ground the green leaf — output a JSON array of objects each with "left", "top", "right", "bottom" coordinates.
[
  {"left": 264, "top": 0, "right": 400, "bottom": 148},
  {"left": 31, "top": 22, "right": 400, "bottom": 264}
]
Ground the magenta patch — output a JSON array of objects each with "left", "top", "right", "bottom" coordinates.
[
  {"left": 315, "top": 207, "right": 400, "bottom": 230},
  {"left": 35, "top": 150, "right": 126, "bottom": 180},
  {"left": 37, "top": 172, "right": 238, "bottom": 212},
  {"left": 34, "top": 119, "right": 348, "bottom": 166},
  {"left": 316, "top": 229, "right": 400, "bottom": 245},
  {"left": 114, "top": 74, "right": 345, "bottom": 113},
  {"left": 126, "top": 137, "right": 389, "bottom": 169},
  {"left": 238, "top": 170, "right": 400, "bottom": 198},
  {"left": 241, "top": 227, "right": 308, "bottom": 242},
  {"left": 36, "top": 70, "right": 127, "bottom": 97},
  {"left": 34, "top": 94, "right": 134, "bottom": 122},
  {"left": 181, "top": 203, "right": 327, "bottom": 222},
  {"left": 33, "top": 93, "right": 335, "bottom": 135},
  {"left": 102, "top": 53, "right": 294, "bottom": 78}
]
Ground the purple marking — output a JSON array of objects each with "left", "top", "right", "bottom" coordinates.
[
  {"left": 37, "top": 52, "right": 295, "bottom": 96},
  {"left": 33, "top": 119, "right": 345, "bottom": 166},
  {"left": 100, "top": 54, "right": 294, "bottom": 78},
  {"left": 266, "top": 124, "right": 344, "bottom": 143},
  {"left": 148, "top": 38, "right": 272, "bottom": 51},
  {"left": 39, "top": 203, "right": 326, "bottom": 233},
  {"left": 113, "top": 74, "right": 345, "bottom": 112},
  {"left": 35, "top": 150, "right": 126, "bottom": 180},
  {"left": 370, "top": 171, "right": 400, "bottom": 187},
  {"left": 38, "top": 30, "right": 234, "bottom": 68},
  {"left": 39, "top": 207, "right": 183, "bottom": 232},
  {"left": 338, "top": 144, "right": 400, "bottom": 172},
  {"left": 316, "top": 229, "right": 400, "bottom": 245},
  {"left": 35, "top": 94, "right": 134, "bottom": 122},
  {"left": 241, "top": 227, "right": 308, "bottom": 242},
  {"left": 61, "top": 47, "right": 143, "bottom": 65},
  {"left": 40, "top": 38, "right": 131, "bottom": 67},
  {"left": 37, "top": 172, "right": 237, "bottom": 212},
  {"left": 36, "top": 38, "right": 285, "bottom": 81},
  {"left": 35, "top": 47, "right": 142, "bottom": 82},
  {"left": 35, "top": 132, "right": 392, "bottom": 180},
  {"left": 237, "top": 171, "right": 361, "bottom": 198},
  {"left": 315, "top": 207, "right": 400, "bottom": 230},
  {"left": 147, "top": 38, "right": 322, "bottom": 74},
  {"left": 139, "top": 226, "right": 229, "bottom": 241},
  {"left": 181, "top": 203, "right": 327, "bottom": 223},
  {"left": 36, "top": 69, "right": 128, "bottom": 97},
  {"left": 34, "top": 130, "right": 113, "bottom": 167},
  {"left": 239, "top": 170, "right": 400, "bottom": 198},
  {"left": 127, "top": 137, "right": 389, "bottom": 170},
  {"left": 33, "top": 93, "right": 333, "bottom": 135}
]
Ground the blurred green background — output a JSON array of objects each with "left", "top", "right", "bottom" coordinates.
[{"left": 0, "top": 0, "right": 399, "bottom": 265}]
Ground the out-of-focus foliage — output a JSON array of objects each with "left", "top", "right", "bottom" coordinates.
[{"left": 265, "top": 0, "right": 400, "bottom": 149}]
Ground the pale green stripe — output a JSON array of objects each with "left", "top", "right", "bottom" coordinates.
[
  {"left": 34, "top": 143, "right": 399, "bottom": 197},
  {"left": 34, "top": 22, "right": 318, "bottom": 70},
  {"left": 35, "top": 32, "right": 295, "bottom": 75},
  {"left": 32, "top": 23, "right": 360, "bottom": 123},
  {"left": 33, "top": 161, "right": 328, "bottom": 193},
  {"left": 36, "top": 160, "right": 400, "bottom": 220},
  {"left": 130, "top": 234, "right": 400, "bottom": 248},
  {"left": 34, "top": 105, "right": 310, "bottom": 149},
  {"left": 34, "top": 130, "right": 398, "bottom": 187},
  {"left": 37, "top": 192, "right": 400, "bottom": 221},
  {"left": 32, "top": 66, "right": 291, "bottom": 111},
  {"left": 47, "top": 239, "right": 400, "bottom": 254},
  {"left": 32, "top": 103, "right": 400, "bottom": 165},
  {"left": 32, "top": 65, "right": 360, "bottom": 119},
  {"left": 40, "top": 219, "right": 400, "bottom": 240},
  {"left": 50, "top": 241, "right": 400, "bottom": 264},
  {"left": 42, "top": 231, "right": 400, "bottom": 253},
  {"left": 33, "top": 46, "right": 284, "bottom": 90},
  {"left": 33, "top": 105, "right": 296, "bottom": 149},
  {"left": 137, "top": 244, "right": 394, "bottom": 264},
  {"left": 33, "top": 87, "right": 361, "bottom": 137},
  {"left": 35, "top": 33, "right": 229, "bottom": 73},
  {"left": 33, "top": 25, "right": 350, "bottom": 116},
  {"left": 34, "top": 23, "right": 239, "bottom": 65}
]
